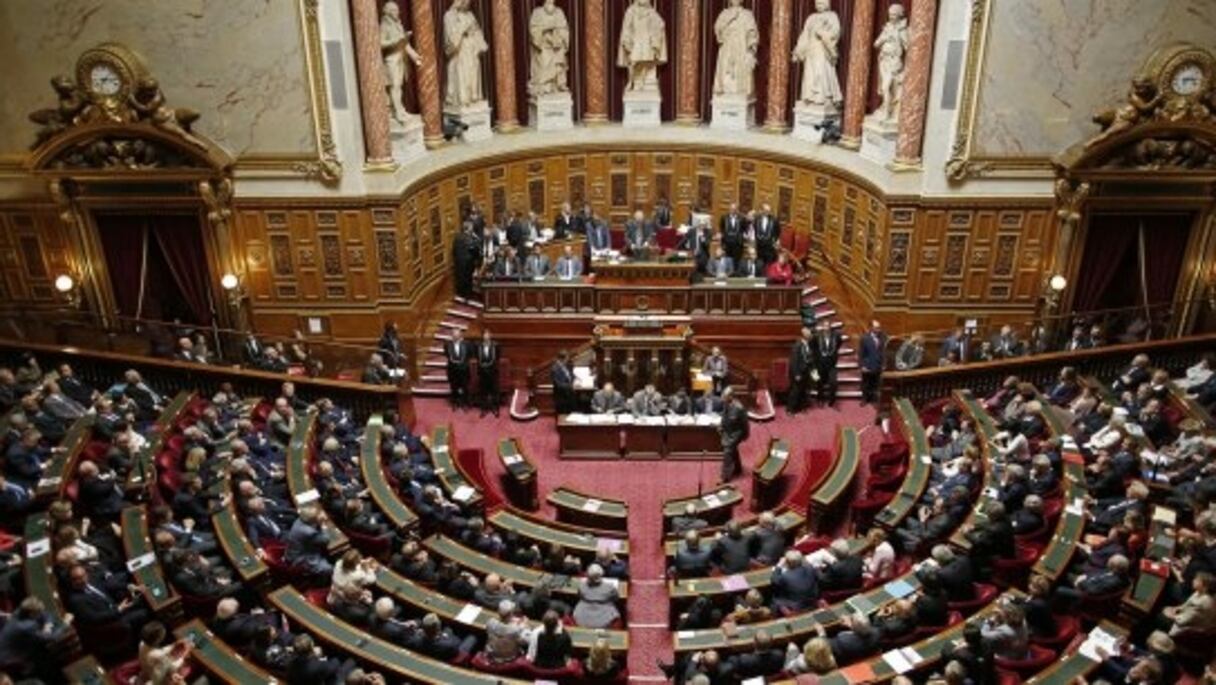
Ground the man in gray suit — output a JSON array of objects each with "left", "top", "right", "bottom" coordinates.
[
  {"left": 630, "top": 384, "right": 665, "bottom": 417},
  {"left": 591, "top": 382, "right": 626, "bottom": 414},
  {"left": 625, "top": 209, "right": 655, "bottom": 257},
  {"left": 704, "top": 346, "right": 729, "bottom": 395},
  {"left": 708, "top": 247, "right": 734, "bottom": 279},
  {"left": 523, "top": 244, "right": 550, "bottom": 278},
  {"left": 554, "top": 245, "right": 583, "bottom": 280}
]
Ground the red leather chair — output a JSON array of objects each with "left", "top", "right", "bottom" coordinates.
[
  {"left": 995, "top": 668, "right": 1023, "bottom": 685},
  {"left": 866, "top": 463, "right": 908, "bottom": 492},
  {"left": 792, "top": 232, "right": 810, "bottom": 257},
  {"left": 770, "top": 358, "right": 790, "bottom": 396},
  {"left": 165, "top": 433, "right": 186, "bottom": 454},
  {"left": 948, "top": 582, "right": 999, "bottom": 613},
  {"left": 345, "top": 529, "right": 392, "bottom": 560},
  {"left": 992, "top": 544, "right": 1041, "bottom": 588},
  {"left": 524, "top": 660, "right": 585, "bottom": 682},
  {"left": 849, "top": 490, "right": 895, "bottom": 530},
  {"left": 64, "top": 479, "right": 80, "bottom": 503},
  {"left": 994, "top": 644, "right": 1057, "bottom": 679},
  {"left": 470, "top": 653, "right": 529, "bottom": 678},
  {"left": 1076, "top": 587, "right": 1127, "bottom": 623},
  {"left": 1030, "top": 613, "right": 1079, "bottom": 650},
  {"left": 305, "top": 588, "right": 329, "bottom": 607}
]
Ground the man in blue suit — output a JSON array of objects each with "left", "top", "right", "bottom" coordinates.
[
  {"left": 858, "top": 320, "right": 888, "bottom": 405},
  {"left": 769, "top": 550, "right": 818, "bottom": 613},
  {"left": 587, "top": 214, "right": 612, "bottom": 256}
]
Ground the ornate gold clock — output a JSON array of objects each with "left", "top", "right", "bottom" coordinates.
[
  {"left": 1144, "top": 43, "right": 1213, "bottom": 103},
  {"left": 74, "top": 42, "right": 149, "bottom": 118}
]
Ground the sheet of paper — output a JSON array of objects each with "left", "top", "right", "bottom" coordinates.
[
  {"left": 126, "top": 552, "right": 156, "bottom": 572},
  {"left": 295, "top": 489, "right": 320, "bottom": 505},
  {"left": 882, "top": 648, "right": 915, "bottom": 674},
  {"left": 900, "top": 646, "right": 923, "bottom": 665},
  {"left": 455, "top": 603, "right": 482, "bottom": 625},
  {"left": 452, "top": 485, "right": 476, "bottom": 503},
  {"left": 583, "top": 498, "right": 603, "bottom": 512},
  {"left": 703, "top": 493, "right": 722, "bottom": 507},
  {"left": 597, "top": 537, "right": 622, "bottom": 553},
  {"left": 883, "top": 578, "right": 916, "bottom": 598},
  {"left": 720, "top": 574, "right": 750, "bottom": 592},
  {"left": 26, "top": 538, "right": 51, "bottom": 558},
  {"left": 502, "top": 454, "right": 522, "bottom": 466},
  {"left": 676, "top": 630, "right": 696, "bottom": 640},
  {"left": 36, "top": 476, "right": 62, "bottom": 490},
  {"left": 1152, "top": 507, "right": 1177, "bottom": 524},
  {"left": 432, "top": 444, "right": 449, "bottom": 454}
]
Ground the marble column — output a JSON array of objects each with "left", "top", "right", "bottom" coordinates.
[
  {"left": 839, "top": 0, "right": 877, "bottom": 149},
  {"left": 349, "top": 0, "right": 393, "bottom": 163},
  {"left": 490, "top": 0, "right": 519, "bottom": 131},
  {"left": 583, "top": 0, "right": 609, "bottom": 123},
  {"left": 763, "top": 0, "right": 795, "bottom": 131},
  {"left": 675, "top": 0, "right": 701, "bottom": 124},
  {"left": 895, "top": 0, "right": 938, "bottom": 166},
  {"left": 410, "top": 0, "right": 445, "bottom": 148}
]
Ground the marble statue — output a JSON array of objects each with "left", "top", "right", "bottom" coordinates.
[
  {"left": 528, "top": 0, "right": 570, "bottom": 96},
  {"left": 617, "top": 0, "right": 667, "bottom": 93},
  {"left": 872, "top": 3, "right": 909, "bottom": 124},
  {"left": 792, "top": 0, "right": 843, "bottom": 109},
  {"left": 380, "top": 1, "right": 423, "bottom": 124},
  {"left": 443, "top": 0, "right": 489, "bottom": 108},
  {"left": 712, "top": 0, "right": 759, "bottom": 97}
]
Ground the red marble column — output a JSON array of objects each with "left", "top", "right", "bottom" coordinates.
[
  {"left": 490, "top": 0, "right": 519, "bottom": 131},
  {"left": 840, "top": 0, "right": 877, "bottom": 149},
  {"left": 583, "top": 0, "right": 609, "bottom": 123},
  {"left": 349, "top": 0, "right": 393, "bottom": 163},
  {"left": 895, "top": 0, "right": 939, "bottom": 165},
  {"left": 675, "top": 0, "right": 701, "bottom": 124},
  {"left": 763, "top": 0, "right": 795, "bottom": 131},
  {"left": 410, "top": 0, "right": 445, "bottom": 148}
]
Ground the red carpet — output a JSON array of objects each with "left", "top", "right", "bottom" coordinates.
[{"left": 412, "top": 398, "right": 880, "bottom": 678}]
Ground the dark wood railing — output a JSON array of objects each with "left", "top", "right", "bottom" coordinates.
[
  {"left": 0, "top": 339, "right": 408, "bottom": 422},
  {"left": 880, "top": 332, "right": 1216, "bottom": 414}
]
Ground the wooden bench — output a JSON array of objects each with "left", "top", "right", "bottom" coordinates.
[
  {"left": 374, "top": 566, "right": 630, "bottom": 653},
  {"left": 751, "top": 437, "right": 791, "bottom": 512},
  {"left": 175, "top": 619, "right": 282, "bottom": 684},
  {"left": 809, "top": 427, "right": 859, "bottom": 532},
  {"left": 874, "top": 398, "right": 933, "bottom": 530},
  {"left": 489, "top": 509, "right": 629, "bottom": 562},
  {"left": 662, "top": 484, "right": 743, "bottom": 534},
  {"left": 1168, "top": 381, "right": 1216, "bottom": 429},
  {"left": 210, "top": 475, "right": 270, "bottom": 586},
  {"left": 360, "top": 413, "right": 419, "bottom": 531},
  {"left": 429, "top": 424, "right": 483, "bottom": 509},
  {"left": 35, "top": 414, "right": 93, "bottom": 500},
  {"left": 547, "top": 486, "right": 629, "bottom": 533},
  {"left": 285, "top": 408, "right": 348, "bottom": 553},
  {"left": 1121, "top": 505, "right": 1177, "bottom": 622},
  {"left": 120, "top": 504, "right": 182, "bottom": 621},
  {"left": 270, "top": 585, "right": 529, "bottom": 684},
  {"left": 126, "top": 390, "right": 193, "bottom": 491},
  {"left": 497, "top": 437, "right": 538, "bottom": 510},
  {"left": 424, "top": 534, "right": 629, "bottom": 600}
]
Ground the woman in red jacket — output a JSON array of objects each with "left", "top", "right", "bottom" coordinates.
[{"left": 765, "top": 252, "right": 794, "bottom": 286}]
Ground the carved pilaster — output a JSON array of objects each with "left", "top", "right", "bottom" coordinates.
[
  {"left": 410, "top": 0, "right": 445, "bottom": 148},
  {"left": 763, "top": 0, "right": 795, "bottom": 131},
  {"left": 675, "top": 0, "right": 701, "bottom": 124},
  {"left": 840, "top": 0, "right": 877, "bottom": 148},
  {"left": 584, "top": 0, "right": 609, "bottom": 123},
  {"left": 894, "top": 0, "right": 939, "bottom": 165},
  {"left": 490, "top": 0, "right": 520, "bottom": 131},
  {"left": 349, "top": 0, "right": 393, "bottom": 163}
]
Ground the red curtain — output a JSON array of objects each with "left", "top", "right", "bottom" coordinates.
[
  {"left": 96, "top": 214, "right": 147, "bottom": 319},
  {"left": 1073, "top": 213, "right": 1193, "bottom": 314},
  {"left": 151, "top": 215, "right": 214, "bottom": 326},
  {"left": 1072, "top": 214, "right": 1139, "bottom": 313},
  {"left": 1141, "top": 213, "right": 1193, "bottom": 306}
]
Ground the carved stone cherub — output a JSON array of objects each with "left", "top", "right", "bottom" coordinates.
[
  {"left": 28, "top": 75, "right": 88, "bottom": 147},
  {"left": 129, "top": 78, "right": 206, "bottom": 150},
  {"left": 1089, "top": 77, "right": 1161, "bottom": 147}
]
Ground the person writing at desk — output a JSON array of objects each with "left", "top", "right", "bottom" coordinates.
[
  {"left": 708, "top": 246, "right": 734, "bottom": 279},
  {"left": 554, "top": 245, "right": 582, "bottom": 280},
  {"left": 765, "top": 252, "right": 794, "bottom": 285},
  {"left": 524, "top": 244, "right": 550, "bottom": 279},
  {"left": 736, "top": 246, "right": 763, "bottom": 278},
  {"left": 591, "top": 382, "right": 626, "bottom": 414},
  {"left": 625, "top": 210, "right": 656, "bottom": 258},
  {"left": 630, "top": 383, "right": 665, "bottom": 417}
]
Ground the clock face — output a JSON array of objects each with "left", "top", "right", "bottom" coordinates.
[
  {"left": 1171, "top": 63, "right": 1205, "bottom": 96},
  {"left": 89, "top": 63, "right": 123, "bottom": 97}
]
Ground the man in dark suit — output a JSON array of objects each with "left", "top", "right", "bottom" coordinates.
[
  {"left": 653, "top": 197, "right": 674, "bottom": 229},
  {"left": 826, "top": 613, "right": 881, "bottom": 663},
  {"left": 451, "top": 222, "right": 481, "bottom": 299},
  {"left": 505, "top": 211, "right": 527, "bottom": 253},
  {"left": 553, "top": 202, "right": 576, "bottom": 239},
  {"left": 625, "top": 210, "right": 656, "bottom": 257},
  {"left": 788, "top": 327, "right": 813, "bottom": 414},
  {"left": 719, "top": 203, "right": 746, "bottom": 263},
  {"left": 818, "top": 539, "right": 864, "bottom": 591},
  {"left": 1054, "top": 554, "right": 1131, "bottom": 608},
  {"left": 211, "top": 598, "right": 275, "bottom": 650},
  {"left": 0, "top": 597, "right": 69, "bottom": 681},
  {"left": 586, "top": 214, "right": 612, "bottom": 257},
  {"left": 445, "top": 328, "right": 471, "bottom": 409},
  {"left": 812, "top": 321, "right": 842, "bottom": 406},
  {"left": 284, "top": 505, "right": 334, "bottom": 579},
  {"left": 122, "top": 369, "right": 164, "bottom": 420},
  {"left": 1063, "top": 325, "right": 1091, "bottom": 352},
  {"left": 939, "top": 328, "right": 971, "bottom": 365},
  {"left": 711, "top": 521, "right": 755, "bottom": 574},
  {"left": 76, "top": 460, "right": 125, "bottom": 521},
  {"left": 753, "top": 203, "right": 781, "bottom": 266},
  {"left": 678, "top": 221, "right": 712, "bottom": 274},
  {"left": 730, "top": 631, "right": 785, "bottom": 680},
  {"left": 859, "top": 320, "right": 888, "bottom": 405},
  {"left": 523, "top": 244, "right": 550, "bottom": 278},
  {"left": 1111, "top": 354, "right": 1152, "bottom": 394},
  {"left": 573, "top": 202, "right": 594, "bottom": 235},
  {"left": 0, "top": 474, "right": 31, "bottom": 517},
  {"left": 672, "top": 531, "right": 714, "bottom": 578},
  {"left": 408, "top": 613, "right": 477, "bottom": 661},
  {"left": 4, "top": 428, "right": 47, "bottom": 488},
  {"left": 493, "top": 245, "right": 523, "bottom": 281},
  {"left": 1011, "top": 494, "right": 1045, "bottom": 535},
  {"left": 554, "top": 245, "right": 583, "bottom": 279},
  {"left": 244, "top": 497, "right": 284, "bottom": 548},
  {"left": 720, "top": 387, "right": 749, "bottom": 482},
  {"left": 735, "top": 246, "right": 763, "bottom": 278},
  {"left": 707, "top": 246, "right": 735, "bottom": 279},
  {"left": 770, "top": 550, "right": 817, "bottom": 612},
  {"left": 476, "top": 330, "right": 499, "bottom": 416},
  {"left": 63, "top": 564, "right": 150, "bottom": 635},
  {"left": 551, "top": 350, "right": 576, "bottom": 414},
  {"left": 964, "top": 501, "right": 1016, "bottom": 574},
  {"left": 697, "top": 390, "right": 725, "bottom": 415},
  {"left": 55, "top": 363, "right": 96, "bottom": 407},
  {"left": 286, "top": 634, "right": 355, "bottom": 684}
]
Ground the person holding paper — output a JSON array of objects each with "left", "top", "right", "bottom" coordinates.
[
  {"left": 591, "top": 382, "right": 625, "bottom": 414},
  {"left": 629, "top": 383, "right": 665, "bottom": 417}
]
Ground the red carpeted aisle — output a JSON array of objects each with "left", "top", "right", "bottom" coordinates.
[{"left": 411, "top": 398, "right": 880, "bottom": 679}]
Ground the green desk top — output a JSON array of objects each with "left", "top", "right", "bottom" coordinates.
[
  {"left": 1033, "top": 453, "right": 1087, "bottom": 580},
  {"left": 663, "top": 484, "right": 743, "bottom": 518},
  {"left": 429, "top": 424, "right": 483, "bottom": 508},
  {"left": 490, "top": 510, "right": 630, "bottom": 557},
  {"left": 121, "top": 505, "right": 180, "bottom": 613},
  {"left": 23, "top": 515, "right": 70, "bottom": 629},
  {"left": 548, "top": 486, "right": 629, "bottom": 519},
  {"left": 211, "top": 477, "right": 268, "bottom": 584},
  {"left": 952, "top": 390, "right": 998, "bottom": 551},
  {"left": 426, "top": 534, "right": 629, "bottom": 599},
  {"left": 286, "top": 409, "right": 347, "bottom": 551},
  {"left": 497, "top": 438, "right": 537, "bottom": 482},
  {"left": 1125, "top": 510, "right": 1175, "bottom": 614},
  {"left": 755, "top": 438, "right": 792, "bottom": 484},
  {"left": 176, "top": 619, "right": 281, "bottom": 684},
  {"left": 375, "top": 566, "right": 630, "bottom": 652},
  {"left": 127, "top": 390, "right": 192, "bottom": 490},
  {"left": 361, "top": 414, "right": 418, "bottom": 530},
  {"left": 36, "top": 414, "right": 93, "bottom": 499},
  {"left": 875, "top": 399, "right": 932, "bottom": 529},
  {"left": 1026, "top": 621, "right": 1128, "bottom": 685},
  {"left": 271, "top": 586, "right": 530, "bottom": 684},
  {"left": 62, "top": 656, "right": 113, "bottom": 685},
  {"left": 812, "top": 427, "right": 860, "bottom": 508}
]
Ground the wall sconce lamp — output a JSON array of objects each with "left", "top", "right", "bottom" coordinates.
[
  {"left": 54, "top": 273, "right": 81, "bottom": 308},
  {"left": 220, "top": 272, "right": 247, "bottom": 309},
  {"left": 1043, "top": 274, "right": 1067, "bottom": 311}
]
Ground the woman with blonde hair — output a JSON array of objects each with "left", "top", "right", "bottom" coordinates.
[
  {"left": 784, "top": 636, "right": 836, "bottom": 674},
  {"left": 582, "top": 636, "right": 620, "bottom": 679}
]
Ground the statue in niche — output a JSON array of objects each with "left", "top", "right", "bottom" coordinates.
[
  {"left": 528, "top": 0, "right": 571, "bottom": 97},
  {"left": 129, "top": 78, "right": 205, "bottom": 150},
  {"left": 443, "top": 0, "right": 489, "bottom": 108},
  {"left": 872, "top": 3, "right": 909, "bottom": 125},
  {"left": 617, "top": 0, "right": 668, "bottom": 93},
  {"left": 712, "top": 0, "right": 760, "bottom": 98},
  {"left": 380, "top": 1, "right": 423, "bottom": 125},
  {"left": 792, "top": 0, "right": 843, "bottom": 109}
]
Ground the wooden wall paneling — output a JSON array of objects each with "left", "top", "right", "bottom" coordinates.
[
  {"left": 913, "top": 210, "right": 944, "bottom": 302},
  {"left": 340, "top": 209, "right": 371, "bottom": 303}
]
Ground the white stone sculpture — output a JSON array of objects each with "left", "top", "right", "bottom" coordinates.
[
  {"left": 712, "top": 0, "right": 759, "bottom": 98},
  {"left": 528, "top": 0, "right": 570, "bottom": 96},
  {"left": 872, "top": 3, "right": 910, "bottom": 125},
  {"left": 617, "top": 0, "right": 668, "bottom": 94},
  {"left": 792, "top": 0, "right": 843, "bottom": 110},
  {"left": 443, "top": 0, "right": 489, "bottom": 109},
  {"left": 380, "top": 1, "right": 423, "bottom": 125}
]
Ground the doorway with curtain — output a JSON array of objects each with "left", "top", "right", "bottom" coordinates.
[
  {"left": 1071, "top": 212, "right": 1193, "bottom": 332},
  {"left": 94, "top": 211, "right": 217, "bottom": 335}
]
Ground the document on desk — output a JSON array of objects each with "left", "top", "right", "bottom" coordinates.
[
  {"left": 566, "top": 413, "right": 590, "bottom": 425},
  {"left": 455, "top": 603, "right": 482, "bottom": 625}
]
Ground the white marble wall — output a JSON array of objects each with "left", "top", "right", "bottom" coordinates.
[
  {"left": 0, "top": 0, "right": 317, "bottom": 158},
  {"left": 972, "top": 0, "right": 1216, "bottom": 158}
]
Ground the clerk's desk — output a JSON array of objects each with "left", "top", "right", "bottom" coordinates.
[{"left": 557, "top": 413, "right": 723, "bottom": 460}]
